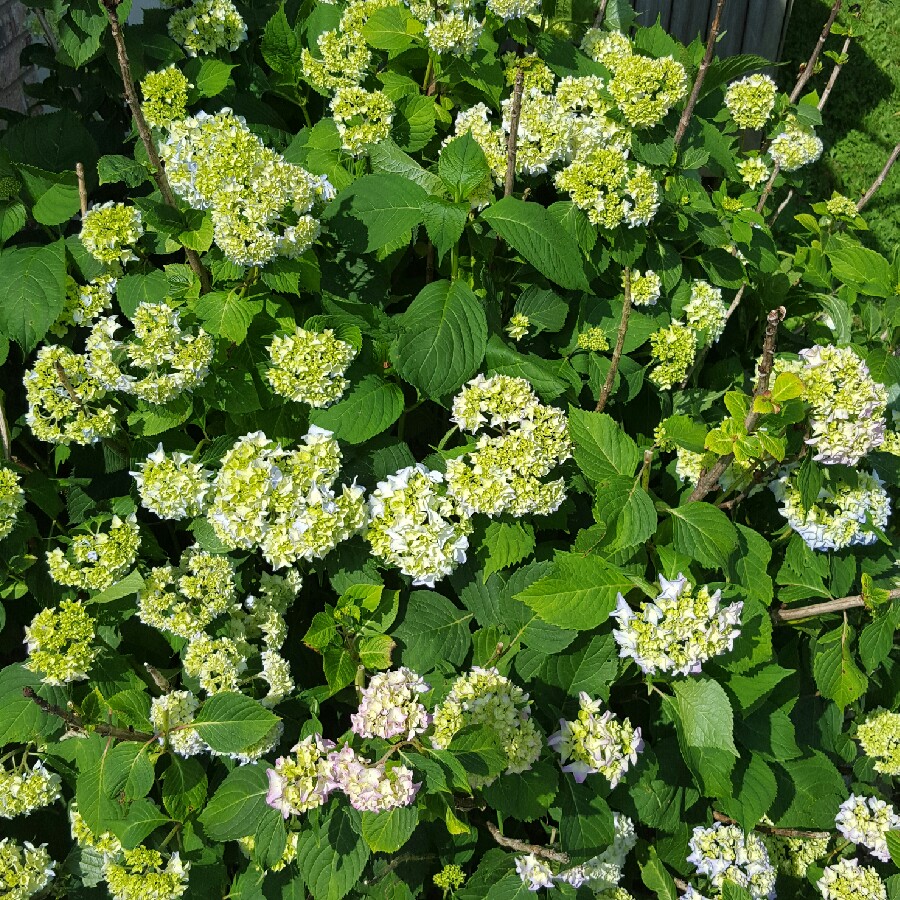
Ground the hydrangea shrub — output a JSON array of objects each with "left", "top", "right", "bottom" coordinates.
[{"left": 0, "top": 0, "right": 898, "bottom": 898}]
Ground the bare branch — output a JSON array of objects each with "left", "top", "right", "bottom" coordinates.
[
  {"left": 23, "top": 687, "right": 155, "bottom": 743},
  {"left": 858, "top": 140, "right": 900, "bottom": 212},
  {"left": 76, "top": 162, "right": 88, "bottom": 217},
  {"left": 595, "top": 268, "right": 631, "bottom": 413},
  {"left": 774, "top": 589, "right": 900, "bottom": 623},
  {"left": 484, "top": 820, "right": 570, "bottom": 864},
  {"left": 504, "top": 69, "right": 525, "bottom": 198},
  {"left": 789, "top": 0, "right": 842, "bottom": 103},
  {"left": 593, "top": 0, "right": 610, "bottom": 28},
  {"left": 713, "top": 810, "right": 831, "bottom": 839},
  {"left": 674, "top": 0, "right": 728, "bottom": 147},
  {"left": 817, "top": 33, "right": 851, "bottom": 111}
]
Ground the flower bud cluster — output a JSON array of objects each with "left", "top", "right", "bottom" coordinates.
[
  {"left": 266, "top": 327, "right": 358, "bottom": 408},
  {"left": 835, "top": 794, "right": 900, "bottom": 863},
  {"left": 683, "top": 280, "right": 727, "bottom": 344},
  {"left": 0, "top": 761, "right": 62, "bottom": 818},
  {"left": 856, "top": 709, "right": 900, "bottom": 777},
  {"left": 817, "top": 859, "right": 887, "bottom": 900},
  {"left": 87, "top": 302, "right": 214, "bottom": 405},
  {"left": 351, "top": 667, "right": 431, "bottom": 740},
  {"left": 612, "top": 574, "right": 743, "bottom": 676},
  {"left": 506, "top": 313, "right": 531, "bottom": 341},
  {"left": 47, "top": 514, "right": 140, "bottom": 592},
  {"left": 330, "top": 86, "right": 395, "bottom": 155},
  {"left": 167, "top": 0, "right": 246, "bottom": 56},
  {"left": 724, "top": 75, "right": 777, "bottom": 129},
  {"left": 24, "top": 345, "right": 119, "bottom": 446},
  {"left": 762, "top": 831, "right": 829, "bottom": 878},
  {"left": 771, "top": 468, "right": 890, "bottom": 552},
  {"left": 208, "top": 428, "right": 366, "bottom": 569},
  {"left": 161, "top": 109, "right": 331, "bottom": 266},
  {"left": 768, "top": 116, "right": 823, "bottom": 172},
  {"left": 366, "top": 464, "right": 471, "bottom": 587},
  {"left": 578, "top": 326, "right": 610, "bottom": 352},
  {"left": 183, "top": 633, "right": 250, "bottom": 695},
  {"left": 0, "top": 838, "right": 55, "bottom": 900},
  {"left": 24, "top": 599, "right": 98, "bottom": 685},
  {"left": 150, "top": 690, "right": 207, "bottom": 757},
  {"left": 434, "top": 864, "right": 467, "bottom": 891},
  {"left": 140, "top": 65, "right": 191, "bottom": 129},
  {"left": 105, "top": 846, "right": 190, "bottom": 900},
  {"left": 825, "top": 193, "right": 859, "bottom": 218},
  {"left": 138, "top": 549, "right": 235, "bottom": 639},
  {"left": 431, "top": 666, "right": 542, "bottom": 786},
  {"left": 445, "top": 375, "right": 571, "bottom": 520},
  {"left": 687, "top": 823, "right": 776, "bottom": 900},
  {"left": 648, "top": 322, "right": 697, "bottom": 390},
  {"left": 548, "top": 692, "right": 643, "bottom": 787},
  {"left": 132, "top": 444, "right": 212, "bottom": 520},
  {"left": 80, "top": 202, "right": 144, "bottom": 266},
  {"left": 0, "top": 466, "right": 24, "bottom": 541}
]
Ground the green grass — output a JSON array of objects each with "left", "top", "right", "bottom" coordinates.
[{"left": 779, "top": 0, "right": 900, "bottom": 255}]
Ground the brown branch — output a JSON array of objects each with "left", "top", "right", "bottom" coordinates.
[
  {"left": 774, "top": 589, "right": 900, "bottom": 623},
  {"left": 790, "top": 0, "right": 842, "bottom": 104},
  {"left": 504, "top": 69, "right": 525, "bottom": 198},
  {"left": 713, "top": 811, "right": 831, "bottom": 839},
  {"left": 595, "top": 268, "right": 631, "bottom": 413},
  {"left": 484, "top": 820, "right": 570, "bottom": 864},
  {"left": 99, "top": 0, "right": 211, "bottom": 294},
  {"left": 688, "top": 307, "right": 784, "bottom": 503},
  {"left": 76, "top": 162, "right": 88, "bottom": 217},
  {"left": 674, "top": 0, "right": 727, "bottom": 147},
  {"left": 23, "top": 687, "right": 155, "bottom": 742},
  {"left": 857, "top": 140, "right": 900, "bottom": 212},
  {"left": 817, "top": 33, "right": 851, "bottom": 111},
  {"left": 769, "top": 189, "right": 793, "bottom": 227},
  {"left": 593, "top": 0, "right": 610, "bottom": 28},
  {"left": 755, "top": 163, "right": 781, "bottom": 214}
]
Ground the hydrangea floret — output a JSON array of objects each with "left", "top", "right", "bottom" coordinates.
[
  {"left": 132, "top": 444, "right": 211, "bottom": 520},
  {"left": 737, "top": 156, "right": 771, "bottom": 189},
  {"left": 578, "top": 326, "right": 610, "bottom": 352},
  {"left": 266, "top": 327, "right": 358, "bottom": 408},
  {"left": 0, "top": 466, "right": 24, "bottom": 541},
  {"left": 856, "top": 709, "right": 900, "bottom": 777},
  {"left": 630, "top": 269, "right": 662, "bottom": 306},
  {"left": 506, "top": 313, "right": 531, "bottom": 340},
  {"left": 330, "top": 86, "right": 395, "bottom": 155},
  {"left": 351, "top": 667, "right": 431, "bottom": 740},
  {"left": 0, "top": 761, "right": 62, "bottom": 818},
  {"left": 24, "top": 599, "right": 98, "bottom": 685},
  {"left": 687, "top": 823, "right": 777, "bottom": 900},
  {"left": 768, "top": 116, "right": 824, "bottom": 172},
  {"left": 150, "top": 690, "right": 207, "bottom": 757},
  {"left": 46, "top": 514, "right": 140, "bottom": 592},
  {"left": 266, "top": 734, "right": 338, "bottom": 817},
  {"left": 649, "top": 322, "right": 697, "bottom": 390},
  {"left": 724, "top": 74, "right": 777, "bottom": 129},
  {"left": 328, "top": 745, "right": 420, "bottom": 811},
  {"left": 167, "top": 0, "right": 246, "bottom": 56},
  {"left": 817, "top": 858, "right": 887, "bottom": 900},
  {"left": 140, "top": 65, "right": 191, "bottom": 129},
  {"left": 835, "top": 794, "right": 900, "bottom": 863},
  {"left": 683, "top": 280, "right": 727, "bottom": 344},
  {"left": 104, "top": 846, "right": 190, "bottom": 900},
  {"left": 0, "top": 838, "right": 55, "bottom": 900},
  {"left": 80, "top": 201, "right": 144, "bottom": 265}
]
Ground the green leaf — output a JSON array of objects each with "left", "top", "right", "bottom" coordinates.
[
  {"left": 368, "top": 139, "right": 444, "bottom": 194},
  {"left": 568, "top": 408, "right": 641, "bottom": 482},
  {"left": 728, "top": 525, "right": 773, "bottom": 605},
  {"left": 296, "top": 806, "right": 370, "bottom": 900},
  {"left": 448, "top": 725, "right": 507, "bottom": 781},
  {"left": 592, "top": 475, "right": 657, "bottom": 551},
  {"left": 162, "top": 757, "right": 208, "bottom": 822},
  {"left": 516, "top": 551, "right": 638, "bottom": 630},
  {"left": 310, "top": 376, "right": 404, "bottom": 444},
  {"left": 323, "top": 647, "right": 357, "bottom": 692},
  {"left": 826, "top": 240, "right": 893, "bottom": 297},
  {"left": 393, "top": 95, "right": 436, "bottom": 153},
  {"left": 541, "top": 632, "right": 619, "bottom": 700},
  {"left": 193, "top": 693, "right": 280, "bottom": 754},
  {"left": 18, "top": 166, "right": 80, "bottom": 226},
  {"left": 640, "top": 847, "right": 678, "bottom": 900},
  {"left": 439, "top": 133, "right": 490, "bottom": 201},
  {"left": 199, "top": 764, "right": 272, "bottom": 841},
  {"left": 393, "top": 279, "right": 488, "bottom": 398},
  {"left": 859, "top": 603, "right": 900, "bottom": 673},
  {"left": 773, "top": 752, "right": 847, "bottom": 829},
  {"left": 98, "top": 154, "right": 148, "bottom": 188},
  {"left": 361, "top": 5, "right": 422, "bottom": 50},
  {"left": 189, "top": 59, "right": 236, "bottom": 97},
  {"left": 668, "top": 502, "right": 739, "bottom": 570},
  {"left": 719, "top": 753, "right": 776, "bottom": 829},
  {"left": 482, "top": 521, "right": 535, "bottom": 579},
  {"left": 481, "top": 197, "right": 590, "bottom": 290},
  {"left": 261, "top": 4, "right": 301, "bottom": 76},
  {"left": 110, "top": 798, "right": 170, "bottom": 850},
  {"left": 558, "top": 776, "right": 614, "bottom": 863},
  {"left": 116, "top": 271, "right": 170, "bottom": 318},
  {"left": 360, "top": 806, "right": 419, "bottom": 853},
  {"left": 0, "top": 240, "right": 67, "bottom": 351},
  {"left": 395, "top": 591, "right": 473, "bottom": 672},
  {"left": 194, "top": 291, "right": 262, "bottom": 344},
  {"left": 813, "top": 625, "right": 868, "bottom": 708},
  {"left": 422, "top": 198, "right": 467, "bottom": 263},
  {"left": 513, "top": 286, "right": 568, "bottom": 334},
  {"left": 90, "top": 569, "right": 145, "bottom": 604},
  {"left": 357, "top": 634, "right": 396, "bottom": 670},
  {"left": 481, "top": 760, "right": 559, "bottom": 822}
]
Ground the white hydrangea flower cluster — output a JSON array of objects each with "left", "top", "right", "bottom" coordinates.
[
  {"left": 24, "top": 345, "right": 119, "bottom": 446},
  {"left": 771, "top": 468, "right": 890, "bottom": 552},
  {"left": 183, "top": 632, "right": 250, "bottom": 695},
  {"left": 352, "top": 668, "right": 431, "bottom": 740},
  {"left": 675, "top": 447, "right": 707, "bottom": 487},
  {"left": 167, "top": 0, "right": 246, "bottom": 56},
  {"left": 612, "top": 574, "right": 743, "bottom": 676},
  {"left": 330, "top": 85, "right": 395, "bottom": 155},
  {"left": 46, "top": 514, "right": 140, "bottom": 592},
  {"left": 87, "top": 302, "right": 214, "bottom": 405},
  {"left": 266, "top": 327, "right": 358, "bottom": 408},
  {"left": 445, "top": 374, "right": 571, "bottom": 520},
  {"left": 132, "top": 444, "right": 212, "bottom": 520},
  {"left": 817, "top": 859, "right": 887, "bottom": 900},
  {"left": 768, "top": 116, "right": 823, "bottom": 172},
  {"left": 0, "top": 466, "right": 24, "bottom": 541},
  {"left": 738, "top": 156, "right": 771, "bottom": 189},
  {"left": 684, "top": 280, "right": 727, "bottom": 344},
  {"left": 835, "top": 794, "right": 900, "bottom": 863},
  {"left": 687, "top": 823, "right": 777, "bottom": 900},
  {"left": 516, "top": 854, "right": 555, "bottom": 891},
  {"left": 366, "top": 464, "right": 471, "bottom": 587},
  {"left": 138, "top": 548, "right": 235, "bottom": 640},
  {"left": 150, "top": 690, "right": 207, "bottom": 757},
  {"left": 0, "top": 761, "right": 62, "bottom": 818},
  {"left": 548, "top": 692, "right": 643, "bottom": 787},
  {"left": 794, "top": 345, "right": 887, "bottom": 465},
  {"left": 630, "top": 269, "right": 662, "bottom": 306},
  {"left": 0, "top": 838, "right": 55, "bottom": 900},
  {"left": 329, "top": 744, "right": 420, "bottom": 812},
  {"left": 424, "top": 8, "right": 483, "bottom": 55},
  {"left": 105, "top": 846, "right": 190, "bottom": 900},
  {"left": 24, "top": 599, "right": 98, "bottom": 685},
  {"left": 160, "top": 109, "right": 332, "bottom": 266},
  {"left": 80, "top": 201, "right": 144, "bottom": 266},
  {"left": 648, "top": 322, "right": 697, "bottom": 390},
  {"left": 54, "top": 274, "right": 118, "bottom": 334},
  {"left": 71, "top": 805, "right": 122, "bottom": 860},
  {"left": 208, "top": 428, "right": 366, "bottom": 569},
  {"left": 724, "top": 74, "right": 777, "bottom": 129},
  {"left": 857, "top": 709, "right": 900, "bottom": 777},
  {"left": 431, "top": 666, "right": 542, "bottom": 787}
]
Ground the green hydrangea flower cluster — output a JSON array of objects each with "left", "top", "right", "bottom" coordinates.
[
  {"left": 630, "top": 269, "right": 661, "bottom": 306},
  {"left": 580, "top": 29, "right": 632, "bottom": 69},
  {"left": 330, "top": 86, "right": 395, "bottom": 155},
  {"left": 737, "top": 156, "right": 771, "bottom": 189},
  {"left": 0, "top": 838, "right": 55, "bottom": 900},
  {"left": 0, "top": 466, "right": 24, "bottom": 541},
  {"left": 857, "top": 709, "right": 900, "bottom": 776},
  {"left": 266, "top": 327, "right": 358, "bottom": 407},
  {"left": 266, "top": 734, "right": 337, "bottom": 817},
  {"left": 578, "top": 326, "right": 610, "bottom": 352},
  {"left": 207, "top": 428, "right": 366, "bottom": 569},
  {"left": 150, "top": 690, "right": 206, "bottom": 757},
  {"left": 684, "top": 280, "right": 727, "bottom": 343},
  {"left": 648, "top": 321, "right": 696, "bottom": 389},
  {"left": 167, "top": 0, "right": 246, "bottom": 56},
  {"left": 769, "top": 116, "right": 823, "bottom": 172},
  {"left": 71, "top": 806, "right": 122, "bottom": 859},
  {"left": 724, "top": 74, "right": 777, "bottom": 129},
  {"left": 87, "top": 302, "right": 213, "bottom": 405},
  {"left": 607, "top": 53, "right": 688, "bottom": 129},
  {"left": 824, "top": 192, "right": 859, "bottom": 218},
  {"left": 300, "top": 0, "right": 378, "bottom": 94},
  {"left": 24, "top": 599, "right": 98, "bottom": 685},
  {"left": 183, "top": 632, "right": 250, "bottom": 695},
  {"left": 424, "top": 10, "right": 483, "bottom": 55},
  {"left": 503, "top": 53, "right": 555, "bottom": 92},
  {"left": 431, "top": 666, "right": 542, "bottom": 787},
  {"left": 54, "top": 274, "right": 117, "bottom": 335},
  {"left": 0, "top": 761, "right": 62, "bottom": 819},
  {"left": 140, "top": 64, "right": 191, "bottom": 129},
  {"left": 817, "top": 859, "right": 887, "bottom": 900},
  {"left": 46, "top": 514, "right": 140, "bottom": 592},
  {"left": 132, "top": 444, "right": 212, "bottom": 520},
  {"left": 104, "top": 847, "right": 190, "bottom": 900},
  {"left": 762, "top": 830, "right": 830, "bottom": 878},
  {"left": 161, "top": 109, "right": 331, "bottom": 266},
  {"left": 80, "top": 202, "right": 143, "bottom": 265}
]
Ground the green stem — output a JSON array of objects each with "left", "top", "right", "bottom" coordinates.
[
  {"left": 450, "top": 243, "right": 459, "bottom": 280},
  {"left": 422, "top": 55, "right": 434, "bottom": 93}
]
